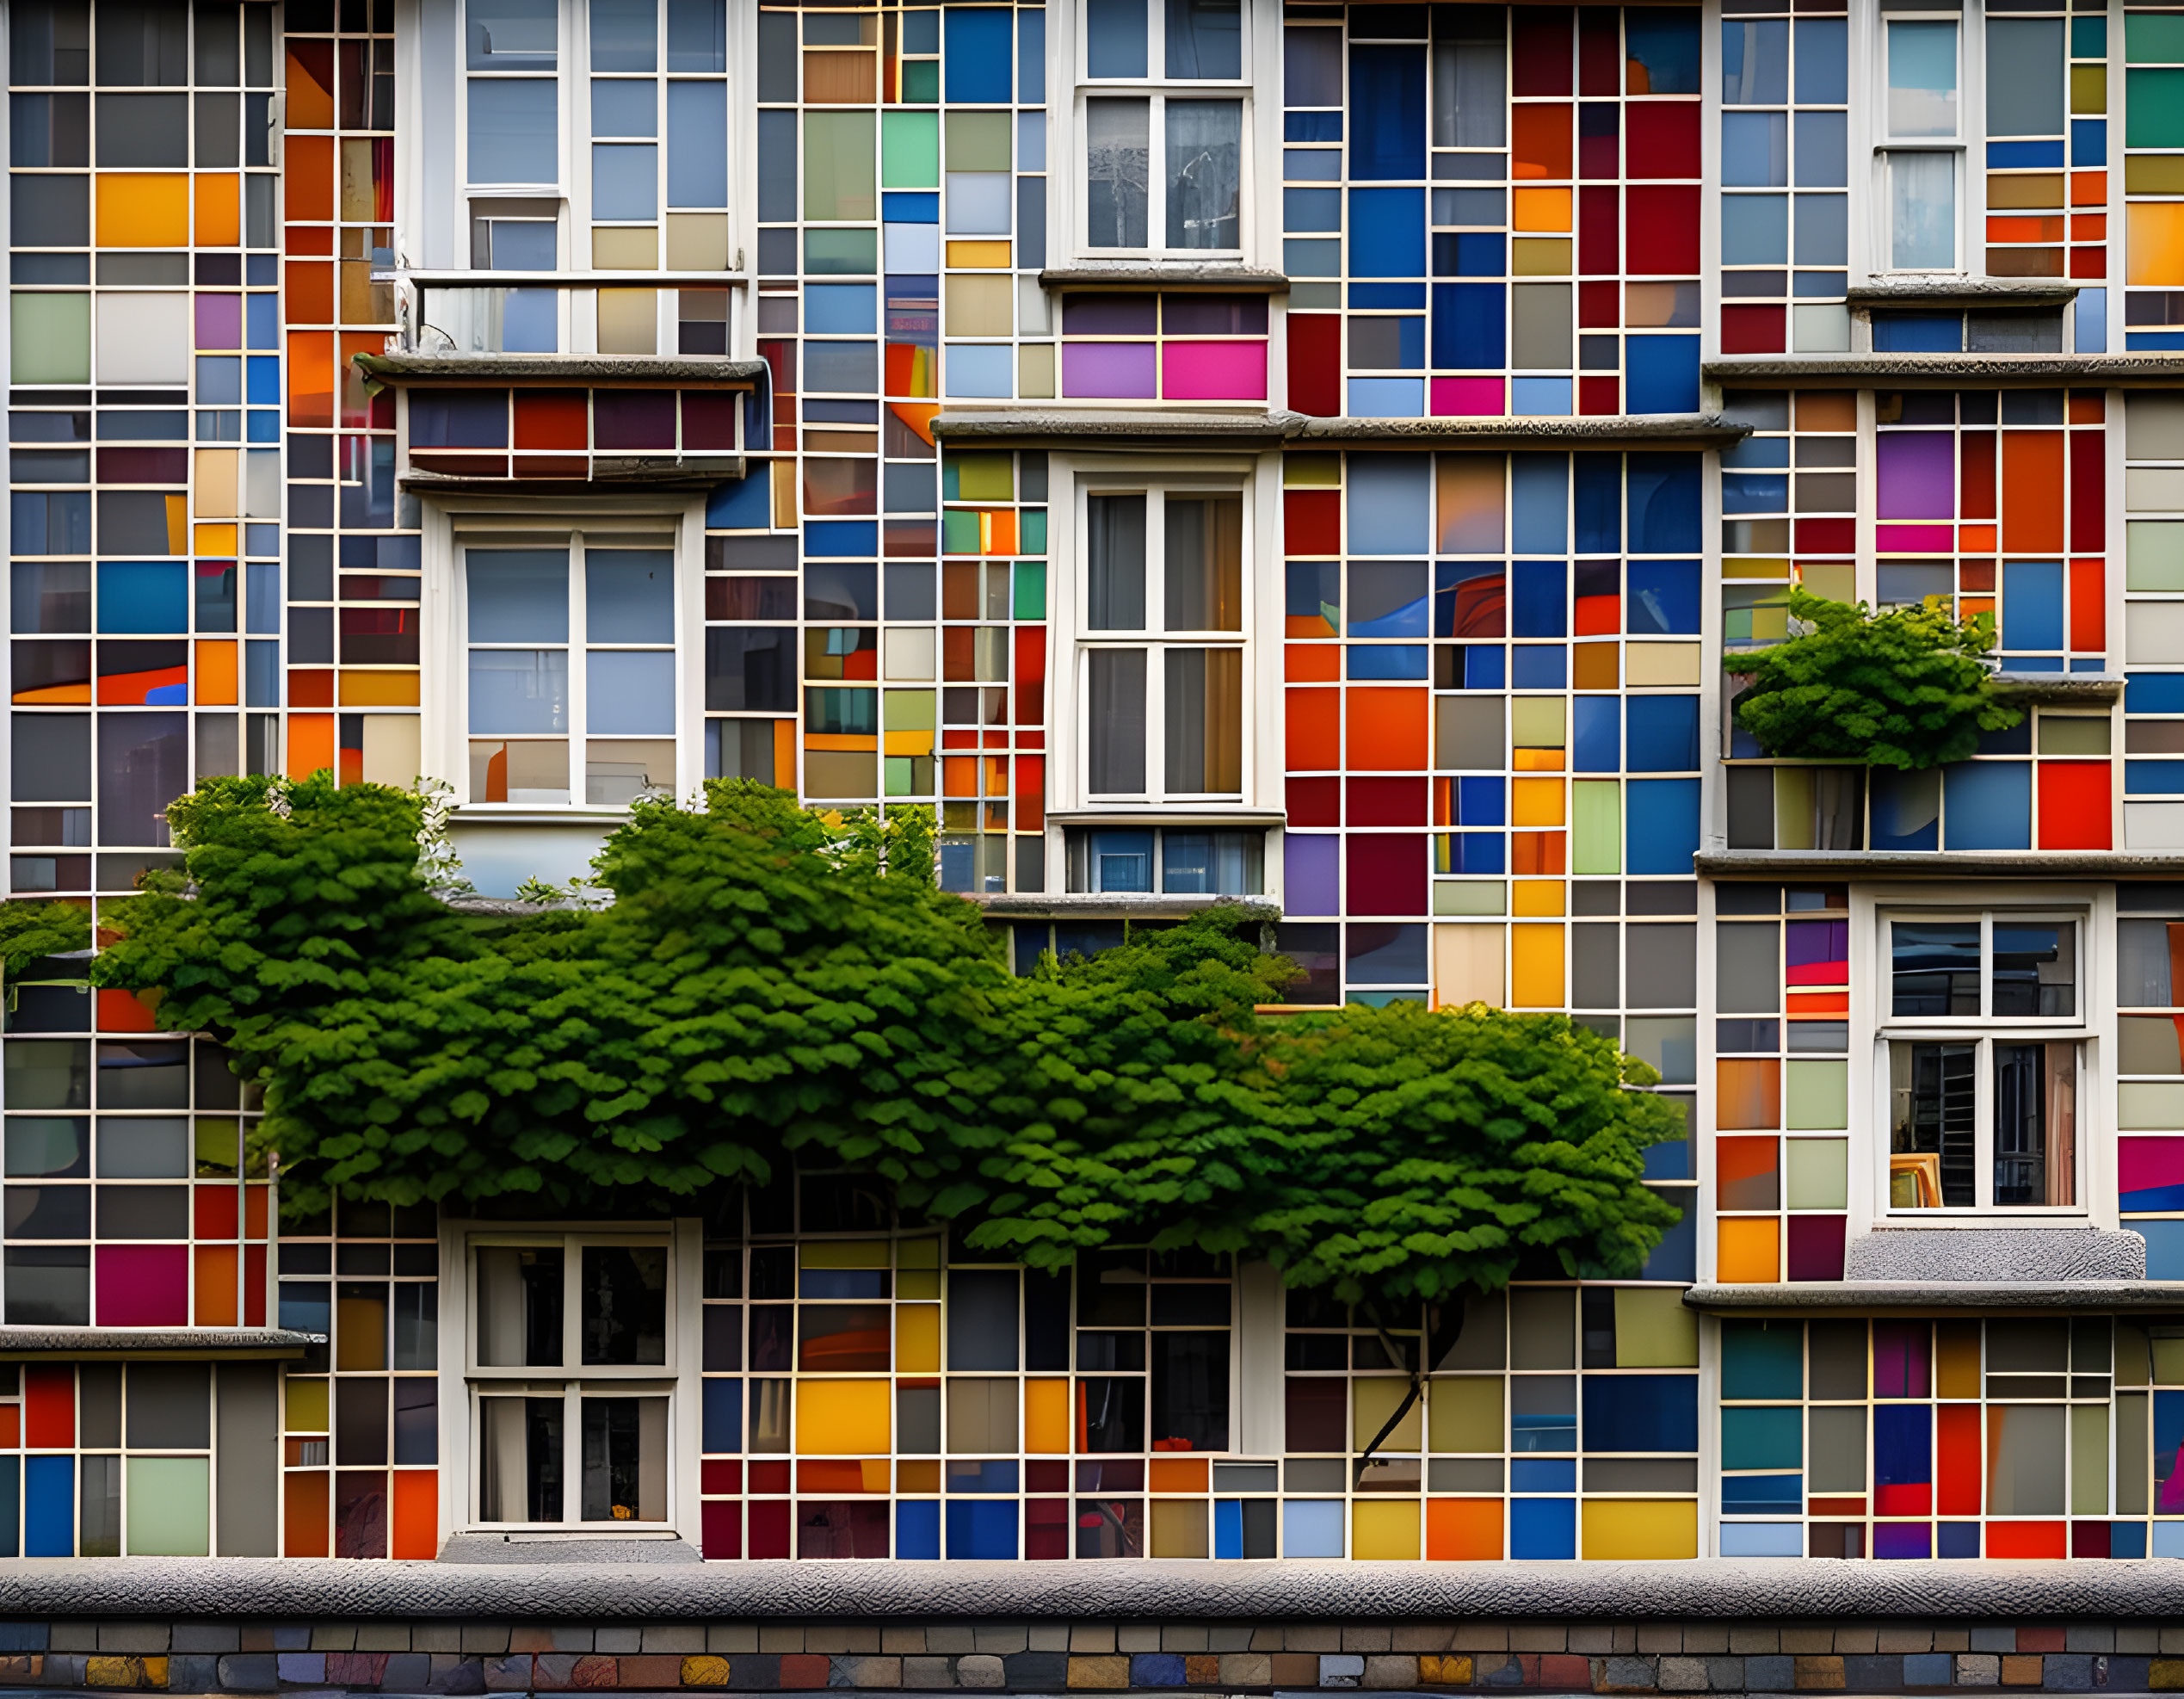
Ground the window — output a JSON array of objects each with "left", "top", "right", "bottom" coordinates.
[
  {"left": 1064, "top": 826, "right": 1265, "bottom": 893},
  {"left": 1879, "top": 18, "right": 1959, "bottom": 272},
  {"left": 584, "top": 0, "right": 730, "bottom": 272},
  {"left": 466, "top": 0, "right": 559, "bottom": 188},
  {"left": 1082, "top": 0, "right": 1244, "bottom": 254},
  {"left": 463, "top": 537, "right": 680, "bottom": 806},
  {"left": 1883, "top": 913, "right": 2082, "bottom": 1210},
  {"left": 1079, "top": 490, "right": 1245, "bottom": 800},
  {"left": 469, "top": 1235, "right": 673, "bottom": 1528}
]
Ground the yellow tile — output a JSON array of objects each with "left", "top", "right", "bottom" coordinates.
[
  {"left": 1511, "top": 880, "right": 1564, "bottom": 917},
  {"left": 947, "top": 239, "right": 1011, "bottom": 269}
]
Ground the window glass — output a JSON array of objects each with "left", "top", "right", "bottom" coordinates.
[
  {"left": 1087, "top": 648, "right": 1148, "bottom": 793},
  {"left": 1991, "top": 921, "right": 2075, "bottom": 1017},
  {"left": 1087, "top": 0, "right": 1148, "bottom": 77},
  {"left": 1164, "top": 99, "right": 1241, "bottom": 249},
  {"left": 476, "top": 1246, "right": 565, "bottom": 1368},
  {"left": 1993, "top": 1041, "right": 2076, "bottom": 1206},
  {"left": 1891, "top": 921, "right": 1979, "bottom": 1016},
  {"left": 1889, "top": 1039, "right": 1977, "bottom": 1207},
  {"left": 1086, "top": 98, "right": 1151, "bottom": 247},
  {"left": 469, "top": 0, "right": 558, "bottom": 69},
  {"left": 1087, "top": 493, "right": 1147, "bottom": 629},
  {"left": 1885, "top": 20, "right": 1956, "bottom": 137},
  {"left": 1889, "top": 151, "right": 1954, "bottom": 269},
  {"left": 581, "top": 1245, "right": 669, "bottom": 1366},
  {"left": 1164, "top": 0, "right": 1240, "bottom": 80}
]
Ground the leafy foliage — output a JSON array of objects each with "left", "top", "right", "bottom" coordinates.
[
  {"left": 0, "top": 899, "right": 93, "bottom": 978},
  {"left": 1726, "top": 590, "right": 2022, "bottom": 770},
  {"left": 93, "top": 776, "right": 1681, "bottom": 1302}
]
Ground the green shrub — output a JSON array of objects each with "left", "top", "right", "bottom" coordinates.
[{"left": 1727, "top": 590, "right": 2023, "bottom": 770}]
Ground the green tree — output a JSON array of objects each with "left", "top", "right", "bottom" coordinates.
[
  {"left": 93, "top": 777, "right": 1683, "bottom": 1471},
  {"left": 1727, "top": 590, "right": 2022, "bottom": 769}
]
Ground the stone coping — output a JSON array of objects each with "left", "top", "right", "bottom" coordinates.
[
  {"left": 1686, "top": 1282, "right": 2184, "bottom": 1313},
  {"left": 1696, "top": 851, "right": 2184, "bottom": 877},
  {"left": 0, "top": 1329, "right": 321, "bottom": 1358},
  {"left": 1704, "top": 355, "right": 2184, "bottom": 382},
  {"left": 929, "top": 411, "right": 1750, "bottom": 449},
  {"left": 355, "top": 355, "right": 768, "bottom": 386},
  {"left": 3, "top": 1559, "right": 2184, "bottom": 1620}
]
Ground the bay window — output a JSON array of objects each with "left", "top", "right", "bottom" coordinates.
[
  {"left": 1080, "top": 491, "right": 1246, "bottom": 801},
  {"left": 1883, "top": 914, "right": 2082, "bottom": 1210}
]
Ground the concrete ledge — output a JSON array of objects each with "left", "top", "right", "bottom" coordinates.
[
  {"left": 1687, "top": 1281, "right": 2184, "bottom": 1313},
  {"left": 1846, "top": 280, "right": 2081, "bottom": 309},
  {"left": 1706, "top": 355, "right": 2184, "bottom": 383},
  {"left": 1040, "top": 266, "right": 1290, "bottom": 291},
  {"left": 0, "top": 1329, "right": 323, "bottom": 1358},
  {"left": 966, "top": 893, "right": 1280, "bottom": 921},
  {"left": 1845, "top": 1226, "right": 2146, "bottom": 1282},
  {"left": 930, "top": 411, "right": 1750, "bottom": 449},
  {"left": 356, "top": 354, "right": 767, "bottom": 386},
  {"left": 4, "top": 1557, "right": 2184, "bottom": 1620},
  {"left": 1697, "top": 850, "right": 2184, "bottom": 876},
  {"left": 1989, "top": 671, "right": 2125, "bottom": 702}
]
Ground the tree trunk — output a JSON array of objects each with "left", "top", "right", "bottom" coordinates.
[{"left": 1350, "top": 1298, "right": 1469, "bottom": 1486}]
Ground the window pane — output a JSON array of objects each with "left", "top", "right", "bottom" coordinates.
[
  {"left": 1150, "top": 1331, "right": 1231, "bottom": 1450},
  {"left": 581, "top": 1245, "right": 668, "bottom": 1365},
  {"left": 591, "top": 143, "right": 659, "bottom": 220},
  {"left": 1165, "top": 99, "right": 1240, "bottom": 250},
  {"left": 1089, "top": 829, "right": 1154, "bottom": 893},
  {"left": 1163, "top": 496, "right": 1242, "bottom": 631},
  {"left": 469, "top": 0, "right": 558, "bottom": 69},
  {"left": 1995, "top": 1041, "right": 2076, "bottom": 1207},
  {"left": 1891, "top": 921, "right": 1979, "bottom": 1016},
  {"left": 1086, "top": 97, "right": 1150, "bottom": 248},
  {"left": 1162, "top": 830, "right": 1262, "bottom": 894},
  {"left": 469, "top": 649, "right": 569, "bottom": 733},
  {"left": 580, "top": 1395, "right": 668, "bottom": 1520},
  {"left": 1165, "top": 0, "right": 1239, "bottom": 79},
  {"left": 667, "top": 0, "right": 727, "bottom": 71},
  {"left": 590, "top": 0, "right": 657, "bottom": 72},
  {"left": 587, "top": 651, "right": 674, "bottom": 734},
  {"left": 1889, "top": 1040, "right": 1976, "bottom": 1208},
  {"left": 1088, "top": 493, "right": 1147, "bottom": 629},
  {"left": 475, "top": 1245, "right": 564, "bottom": 1368},
  {"left": 1985, "top": 18, "right": 2062, "bottom": 139},
  {"left": 1087, "top": 648, "right": 1148, "bottom": 794},
  {"left": 1086, "top": 0, "right": 1148, "bottom": 78},
  {"left": 585, "top": 550, "right": 674, "bottom": 641},
  {"left": 1992, "top": 920, "right": 2074, "bottom": 1017},
  {"left": 1886, "top": 21, "right": 1956, "bottom": 137},
  {"left": 1163, "top": 646, "right": 1242, "bottom": 794},
  {"left": 1886, "top": 151, "right": 1957, "bottom": 269},
  {"left": 468, "top": 549, "right": 569, "bottom": 640},
  {"left": 467, "top": 79, "right": 558, "bottom": 184},
  {"left": 480, "top": 1395, "right": 564, "bottom": 1522},
  {"left": 1434, "top": 15, "right": 1507, "bottom": 149},
  {"left": 591, "top": 79, "right": 656, "bottom": 138}
]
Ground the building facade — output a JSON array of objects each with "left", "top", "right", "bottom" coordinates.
[{"left": 5, "top": 0, "right": 2184, "bottom": 1579}]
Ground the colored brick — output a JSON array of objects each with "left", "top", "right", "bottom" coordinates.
[
  {"left": 1793, "top": 1657, "right": 1845, "bottom": 1691},
  {"left": 683, "top": 1657, "right": 734, "bottom": 1689},
  {"left": 1068, "top": 1657, "right": 1129, "bottom": 1689},
  {"left": 1130, "top": 1654, "right": 1185, "bottom": 1687}
]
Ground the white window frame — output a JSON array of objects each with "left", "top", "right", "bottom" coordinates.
[
  {"left": 461, "top": 1226, "right": 692, "bottom": 1534},
  {"left": 1872, "top": 13, "right": 1969, "bottom": 277},
  {"left": 423, "top": 497, "right": 706, "bottom": 818},
  {"left": 461, "top": 0, "right": 570, "bottom": 197},
  {"left": 1074, "top": 90, "right": 1250, "bottom": 260},
  {"left": 1874, "top": 907, "right": 2092, "bottom": 1216},
  {"left": 1074, "top": 480, "right": 1251, "bottom": 806}
]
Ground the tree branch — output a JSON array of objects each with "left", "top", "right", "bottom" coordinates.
[{"left": 1352, "top": 1298, "right": 1469, "bottom": 1487}]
